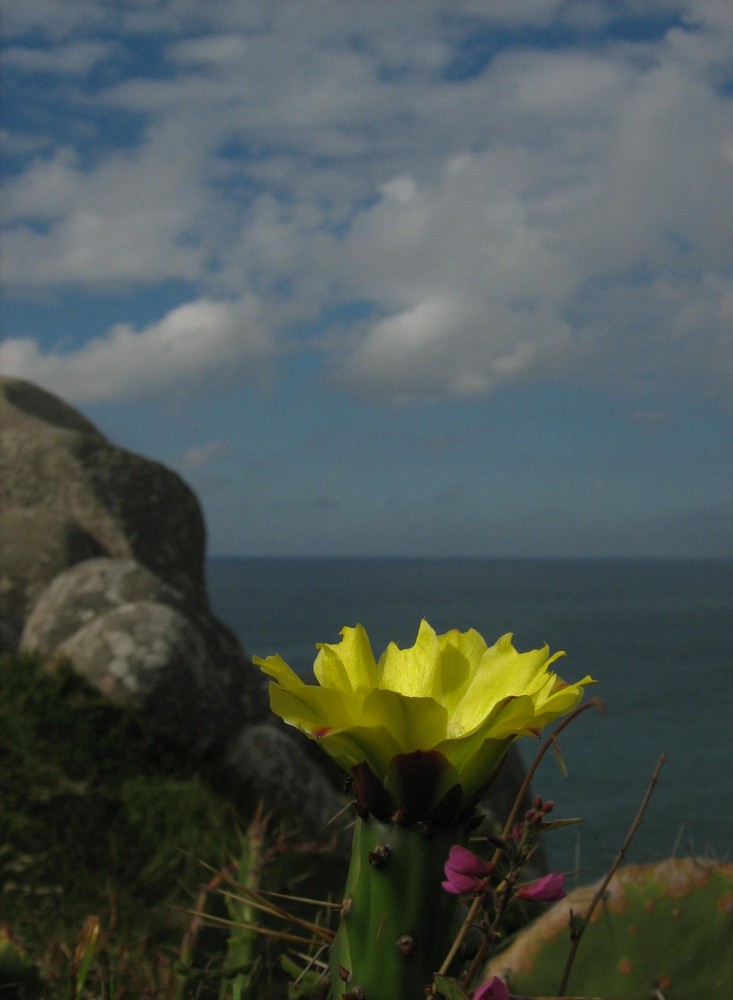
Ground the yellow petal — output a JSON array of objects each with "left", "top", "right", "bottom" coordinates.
[
  {"left": 314, "top": 624, "right": 378, "bottom": 692},
  {"left": 476, "top": 693, "right": 546, "bottom": 739},
  {"left": 361, "top": 687, "right": 448, "bottom": 753},
  {"left": 450, "top": 635, "right": 563, "bottom": 734},
  {"left": 253, "top": 653, "right": 306, "bottom": 690},
  {"left": 268, "top": 682, "right": 357, "bottom": 736},
  {"left": 439, "top": 734, "right": 514, "bottom": 802},
  {"left": 377, "top": 619, "right": 444, "bottom": 699},
  {"left": 255, "top": 621, "right": 595, "bottom": 820},
  {"left": 529, "top": 674, "right": 595, "bottom": 729},
  {"left": 318, "top": 724, "right": 407, "bottom": 776},
  {"left": 436, "top": 626, "right": 488, "bottom": 709}
]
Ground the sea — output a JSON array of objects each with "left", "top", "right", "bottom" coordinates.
[{"left": 206, "top": 557, "right": 733, "bottom": 882}]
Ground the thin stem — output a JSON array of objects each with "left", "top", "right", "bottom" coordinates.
[
  {"left": 189, "top": 912, "right": 321, "bottom": 947},
  {"left": 217, "top": 889, "right": 335, "bottom": 941},
  {"left": 556, "top": 752, "right": 666, "bottom": 997},
  {"left": 438, "top": 699, "right": 602, "bottom": 979},
  {"left": 500, "top": 700, "right": 604, "bottom": 846},
  {"left": 262, "top": 889, "right": 342, "bottom": 908}
]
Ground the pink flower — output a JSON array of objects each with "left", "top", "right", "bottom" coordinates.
[
  {"left": 473, "top": 976, "right": 509, "bottom": 1000},
  {"left": 517, "top": 871, "right": 566, "bottom": 902},
  {"left": 442, "top": 845, "right": 494, "bottom": 895}
]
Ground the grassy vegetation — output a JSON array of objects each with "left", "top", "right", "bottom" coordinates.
[
  {"left": 0, "top": 652, "right": 339, "bottom": 998},
  {"left": 0, "top": 651, "right": 569, "bottom": 999}
]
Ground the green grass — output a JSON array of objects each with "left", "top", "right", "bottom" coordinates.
[{"left": 0, "top": 652, "right": 254, "bottom": 998}]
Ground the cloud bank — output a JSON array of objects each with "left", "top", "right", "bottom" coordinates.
[
  {"left": 2, "top": 0, "right": 732, "bottom": 403},
  {"left": 0, "top": 297, "right": 273, "bottom": 403}
]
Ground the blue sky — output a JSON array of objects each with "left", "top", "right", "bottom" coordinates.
[{"left": 2, "top": 0, "right": 732, "bottom": 558}]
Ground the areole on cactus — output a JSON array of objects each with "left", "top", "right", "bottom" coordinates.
[{"left": 255, "top": 621, "right": 594, "bottom": 999}]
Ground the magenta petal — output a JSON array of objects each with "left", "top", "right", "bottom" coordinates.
[
  {"left": 442, "top": 870, "right": 482, "bottom": 894},
  {"left": 441, "top": 878, "right": 463, "bottom": 895},
  {"left": 445, "top": 844, "right": 492, "bottom": 877},
  {"left": 517, "top": 871, "right": 566, "bottom": 902},
  {"left": 473, "top": 976, "right": 509, "bottom": 1000}
]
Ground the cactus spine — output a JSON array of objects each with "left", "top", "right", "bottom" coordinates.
[{"left": 329, "top": 817, "right": 464, "bottom": 1000}]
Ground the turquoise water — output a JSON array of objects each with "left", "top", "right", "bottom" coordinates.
[{"left": 206, "top": 557, "right": 733, "bottom": 879}]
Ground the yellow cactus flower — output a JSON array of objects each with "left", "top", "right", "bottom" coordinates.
[{"left": 255, "top": 620, "right": 594, "bottom": 823}]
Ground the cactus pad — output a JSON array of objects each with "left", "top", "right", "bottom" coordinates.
[{"left": 484, "top": 857, "right": 733, "bottom": 999}]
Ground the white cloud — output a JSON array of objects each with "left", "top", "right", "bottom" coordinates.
[
  {"left": 179, "top": 439, "right": 228, "bottom": 472},
  {"left": 2, "top": 0, "right": 111, "bottom": 40},
  {"left": 1, "top": 134, "right": 210, "bottom": 285},
  {"left": 2, "top": 0, "right": 733, "bottom": 402},
  {"left": 0, "top": 297, "right": 275, "bottom": 403},
  {"left": 3, "top": 39, "right": 112, "bottom": 75}
]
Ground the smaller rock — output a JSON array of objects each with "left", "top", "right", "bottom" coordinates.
[
  {"left": 54, "top": 601, "right": 224, "bottom": 755},
  {"left": 20, "top": 557, "right": 270, "bottom": 738},
  {"left": 226, "top": 723, "right": 349, "bottom": 844},
  {"left": 20, "top": 557, "right": 189, "bottom": 655}
]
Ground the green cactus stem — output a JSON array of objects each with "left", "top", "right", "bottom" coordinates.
[
  {"left": 329, "top": 817, "right": 464, "bottom": 1000},
  {"left": 484, "top": 857, "right": 733, "bottom": 999}
]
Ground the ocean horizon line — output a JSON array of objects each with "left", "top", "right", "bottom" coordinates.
[{"left": 207, "top": 553, "right": 733, "bottom": 564}]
